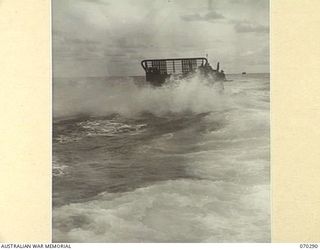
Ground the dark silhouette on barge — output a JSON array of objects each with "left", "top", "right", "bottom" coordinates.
[{"left": 141, "top": 57, "right": 226, "bottom": 86}]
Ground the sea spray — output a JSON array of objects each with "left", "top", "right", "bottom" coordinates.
[{"left": 53, "top": 73, "right": 228, "bottom": 119}]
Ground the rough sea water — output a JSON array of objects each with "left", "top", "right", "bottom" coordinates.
[{"left": 52, "top": 73, "right": 270, "bottom": 242}]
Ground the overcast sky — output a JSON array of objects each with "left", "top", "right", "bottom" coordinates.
[{"left": 53, "top": 0, "right": 269, "bottom": 77}]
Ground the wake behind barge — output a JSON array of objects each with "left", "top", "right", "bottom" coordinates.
[{"left": 141, "top": 57, "right": 226, "bottom": 86}]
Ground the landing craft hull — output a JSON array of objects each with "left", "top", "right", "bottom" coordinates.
[{"left": 141, "top": 57, "right": 226, "bottom": 86}]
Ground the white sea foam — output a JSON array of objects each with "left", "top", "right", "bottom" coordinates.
[
  {"left": 77, "top": 119, "right": 147, "bottom": 137},
  {"left": 53, "top": 158, "right": 70, "bottom": 177},
  {"left": 53, "top": 179, "right": 269, "bottom": 242},
  {"left": 54, "top": 119, "right": 147, "bottom": 144},
  {"left": 53, "top": 74, "right": 229, "bottom": 119}
]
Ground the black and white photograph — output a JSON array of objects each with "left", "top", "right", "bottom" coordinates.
[{"left": 52, "top": 0, "right": 270, "bottom": 242}]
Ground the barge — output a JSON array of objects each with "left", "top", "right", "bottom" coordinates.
[{"left": 141, "top": 57, "right": 226, "bottom": 86}]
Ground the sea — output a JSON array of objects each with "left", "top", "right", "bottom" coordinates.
[{"left": 52, "top": 73, "right": 270, "bottom": 242}]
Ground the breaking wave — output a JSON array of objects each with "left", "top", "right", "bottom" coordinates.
[
  {"left": 53, "top": 180, "right": 269, "bottom": 242},
  {"left": 53, "top": 74, "right": 228, "bottom": 119}
]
